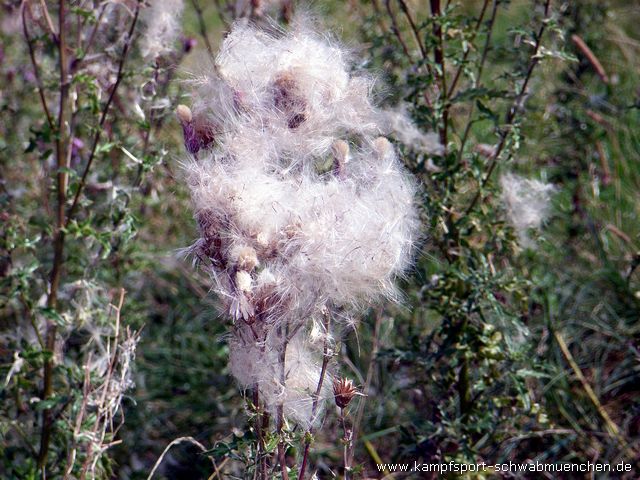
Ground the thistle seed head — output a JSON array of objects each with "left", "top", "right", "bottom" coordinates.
[
  {"left": 333, "top": 377, "right": 358, "bottom": 409},
  {"left": 180, "top": 14, "right": 422, "bottom": 427}
]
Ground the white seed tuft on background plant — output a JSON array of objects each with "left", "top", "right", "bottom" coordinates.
[
  {"left": 140, "top": 0, "right": 184, "bottom": 60},
  {"left": 500, "top": 172, "right": 555, "bottom": 246},
  {"left": 179, "top": 15, "right": 423, "bottom": 425},
  {"left": 380, "top": 104, "right": 445, "bottom": 156}
]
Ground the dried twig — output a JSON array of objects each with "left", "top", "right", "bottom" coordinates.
[
  {"left": 79, "top": 289, "right": 126, "bottom": 479},
  {"left": 553, "top": 330, "right": 635, "bottom": 455},
  {"left": 571, "top": 34, "right": 609, "bottom": 84},
  {"left": 147, "top": 436, "right": 215, "bottom": 480}
]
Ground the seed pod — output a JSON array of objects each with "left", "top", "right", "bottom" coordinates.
[
  {"left": 331, "top": 139, "right": 350, "bottom": 178},
  {"left": 272, "top": 72, "right": 307, "bottom": 129},
  {"left": 236, "top": 246, "right": 259, "bottom": 271},
  {"left": 176, "top": 104, "right": 216, "bottom": 155},
  {"left": 373, "top": 136, "right": 393, "bottom": 159}
]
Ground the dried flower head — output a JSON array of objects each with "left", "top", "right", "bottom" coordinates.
[{"left": 333, "top": 377, "right": 358, "bottom": 408}]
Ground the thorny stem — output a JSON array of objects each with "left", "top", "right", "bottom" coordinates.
[
  {"left": 212, "top": 0, "right": 231, "bottom": 29},
  {"left": 261, "top": 410, "right": 271, "bottom": 478},
  {"left": 253, "top": 388, "right": 269, "bottom": 480},
  {"left": 38, "top": 0, "right": 57, "bottom": 38},
  {"left": 457, "top": 318, "right": 471, "bottom": 417},
  {"left": 37, "top": 3, "right": 141, "bottom": 471},
  {"left": 430, "top": 0, "right": 448, "bottom": 152},
  {"left": 297, "top": 311, "right": 332, "bottom": 480},
  {"left": 384, "top": 0, "right": 433, "bottom": 108},
  {"left": 440, "top": 0, "right": 506, "bottom": 235},
  {"left": 368, "top": 0, "right": 390, "bottom": 33},
  {"left": 339, "top": 407, "right": 352, "bottom": 480},
  {"left": 276, "top": 329, "right": 289, "bottom": 480},
  {"left": 38, "top": 0, "right": 71, "bottom": 468},
  {"left": 190, "top": 0, "right": 214, "bottom": 55},
  {"left": 17, "top": 291, "right": 45, "bottom": 348},
  {"left": 462, "top": 0, "right": 553, "bottom": 219},
  {"left": 277, "top": 409, "right": 288, "bottom": 478},
  {"left": 397, "top": 0, "right": 427, "bottom": 60},
  {"left": 81, "top": 4, "right": 108, "bottom": 59}
]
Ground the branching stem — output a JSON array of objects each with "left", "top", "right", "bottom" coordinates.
[
  {"left": 297, "top": 311, "right": 332, "bottom": 480},
  {"left": 462, "top": 0, "right": 552, "bottom": 219}
]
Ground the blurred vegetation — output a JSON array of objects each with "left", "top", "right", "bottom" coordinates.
[{"left": 1, "top": 0, "right": 639, "bottom": 478}]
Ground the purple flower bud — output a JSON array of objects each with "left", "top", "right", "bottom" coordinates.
[
  {"left": 183, "top": 37, "right": 197, "bottom": 53},
  {"left": 72, "top": 137, "right": 85, "bottom": 151},
  {"left": 24, "top": 69, "right": 36, "bottom": 85}
]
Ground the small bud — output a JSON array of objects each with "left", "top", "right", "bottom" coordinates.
[
  {"left": 71, "top": 137, "right": 84, "bottom": 159},
  {"left": 177, "top": 105, "right": 216, "bottom": 155},
  {"left": 183, "top": 37, "right": 197, "bottom": 54},
  {"left": 373, "top": 136, "right": 392, "bottom": 159},
  {"left": 333, "top": 377, "right": 358, "bottom": 409},
  {"left": 176, "top": 104, "right": 193, "bottom": 124},
  {"left": 331, "top": 139, "right": 350, "bottom": 178}
]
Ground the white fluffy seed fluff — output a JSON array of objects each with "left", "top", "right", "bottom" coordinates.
[
  {"left": 180, "top": 16, "right": 421, "bottom": 425},
  {"left": 500, "top": 172, "right": 555, "bottom": 246},
  {"left": 140, "top": 0, "right": 184, "bottom": 60},
  {"left": 380, "top": 104, "right": 444, "bottom": 156}
]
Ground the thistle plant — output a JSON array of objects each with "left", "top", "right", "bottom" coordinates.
[
  {"left": 176, "top": 15, "right": 421, "bottom": 478},
  {"left": 1, "top": 1, "right": 190, "bottom": 477}
]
